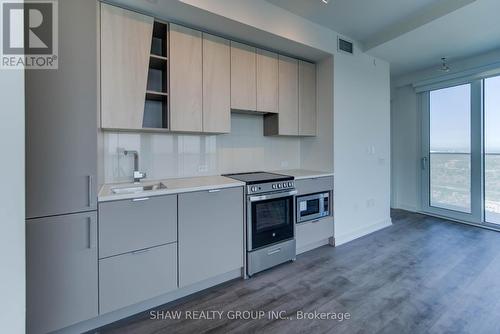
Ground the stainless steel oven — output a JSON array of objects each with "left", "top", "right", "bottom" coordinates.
[
  {"left": 247, "top": 189, "right": 296, "bottom": 251},
  {"left": 222, "top": 172, "right": 297, "bottom": 277},
  {"left": 296, "top": 191, "right": 330, "bottom": 223}
]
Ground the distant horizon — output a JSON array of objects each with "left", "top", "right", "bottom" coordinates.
[{"left": 430, "top": 151, "right": 500, "bottom": 155}]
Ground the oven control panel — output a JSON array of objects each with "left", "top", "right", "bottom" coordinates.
[{"left": 248, "top": 181, "right": 295, "bottom": 194}]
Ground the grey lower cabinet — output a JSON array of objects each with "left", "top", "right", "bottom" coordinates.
[
  {"left": 98, "top": 195, "right": 177, "bottom": 258},
  {"left": 178, "top": 187, "right": 244, "bottom": 287},
  {"left": 25, "top": 0, "right": 97, "bottom": 219},
  {"left": 26, "top": 212, "right": 98, "bottom": 334},
  {"left": 99, "top": 243, "right": 177, "bottom": 314},
  {"left": 98, "top": 194, "right": 178, "bottom": 314}
]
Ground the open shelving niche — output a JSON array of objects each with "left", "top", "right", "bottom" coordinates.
[{"left": 143, "top": 21, "right": 169, "bottom": 130}]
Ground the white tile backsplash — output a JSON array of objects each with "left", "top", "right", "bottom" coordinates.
[{"left": 103, "top": 113, "right": 301, "bottom": 183}]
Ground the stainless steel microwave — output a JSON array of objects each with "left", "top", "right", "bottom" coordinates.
[{"left": 296, "top": 192, "right": 330, "bottom": 223}]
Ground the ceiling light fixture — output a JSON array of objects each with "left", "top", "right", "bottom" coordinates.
[
  {"left": 322, "top": 0, "right": 329, "bottom": 4},
  {"left": 439, "top": 57, "right": 450, "bottom": 72}
]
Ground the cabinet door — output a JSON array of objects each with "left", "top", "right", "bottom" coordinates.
[
  {"left": 256, "top": 49, "right": 278, "bottom": 113},
  {"left": 278, "top": 55, "right": 299, "bottom": 135},
  {"left": 170, "top": 24, "right": 203, "bottom": 132},
  {"left": 26, "top": 212, "right": 98, "bottom": 334},
  {"left": 299, "top": 61, "right": 317, "bottom": 136},
  {"left": 179, "top": 187, "right": 244, "bottom": 287},
  {"left": 100, "top": 3, "right": 153, "bottom": 130},
  {"left": 26, "top": 0, "right": 98, "bottom": 218},
  {"left": 203, "top": 33, "right": 231, "bottom": 133},
  {"left": 230, "top": 42, "right": 256, "bottom": 111}
]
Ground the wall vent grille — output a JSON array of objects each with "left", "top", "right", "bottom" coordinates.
[{"left": 338, "top": 37, "right": 353, "bottom": 55}]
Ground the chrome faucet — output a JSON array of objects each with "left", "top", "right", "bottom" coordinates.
[{"left": 123, "top": 150, "right": 146, "bottom": 183}]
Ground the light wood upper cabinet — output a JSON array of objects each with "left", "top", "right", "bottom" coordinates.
[
  {"left": 299, "top": 60, "right": 317, "bottom": 136},
  {"left": 203, "top": 33, "right": 231, "bottom": 133},
  {"left": 277, "top": 55, "right": 299, "bottom": 135},
  {"left": 100, "top": 3, "right": 153, "bottom": 130},
  {"left": 170, "top": 24, "right": 203, "bottom": 132},
  {"left": 256, "top": 49, "right": 279, "bottom": 113},
  {"left": 230, "top": 41, "right": 257, "bottom": 111}
]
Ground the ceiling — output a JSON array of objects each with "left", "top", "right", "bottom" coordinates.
[
  {"left": 267, "top": 0, "right": 439, "bottom": 43},
  {"left": 267, "top": 0, "right": 500, "bottom": 76}
]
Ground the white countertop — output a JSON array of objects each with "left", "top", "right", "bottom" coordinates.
[
  {"left": 99, "top": 170, "right": 333, "bottom": 202},
  {"left": 272, "top": 169, "right": 334, "bottom": 180},
  {"left": 98, "top": 175, "right": 245, "bottom": 202}
]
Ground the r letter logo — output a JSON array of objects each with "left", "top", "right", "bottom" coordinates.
[{"left": 1, "top": 0, "right": 58, "bottom": 69}]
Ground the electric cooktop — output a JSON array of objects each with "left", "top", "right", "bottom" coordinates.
[{"left": 222, "top": 171, "right": 293, "bottom": 185}]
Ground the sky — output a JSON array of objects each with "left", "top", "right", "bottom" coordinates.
[
  {"left": 485, "top": 76, "right": 500, "bottom": 153},
  {"left": 429, "top": 76, "right": 500, "bottom": 153}
]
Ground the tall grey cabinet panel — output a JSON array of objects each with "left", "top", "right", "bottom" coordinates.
[
  {"left": 25, "top": 0, "right": 97, "bottom": 219},
  {"left": 179, "top": 187, "right": 244, "bottom": 287},
  {"left": 26, "top": 212, "right": 98, "bottom": 334}
]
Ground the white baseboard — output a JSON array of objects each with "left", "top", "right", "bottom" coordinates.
[
  {"left": 393, "top": 203, "right": 417, "bottom": 212},
  {"left": 335, "top": 218, "right": 392, "bottom": 246}
]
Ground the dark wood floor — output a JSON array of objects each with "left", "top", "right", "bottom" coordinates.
[{"left": 97, "top": 210, "right": 500, "bottom": 334}]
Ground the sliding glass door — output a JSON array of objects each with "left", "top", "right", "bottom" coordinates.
[
  {"left": 421, "top": 81, "right": 483, "bottom": 223},
  {"left": 485, "top": 76, "right": 500, "bottom": 225},
  {"left": 429, "top": 85, "right": 472, "bottom": 213}
]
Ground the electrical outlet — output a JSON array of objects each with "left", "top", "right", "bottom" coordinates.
[{"left": 198, "top": 165, "right": 208, "bottom": 173}]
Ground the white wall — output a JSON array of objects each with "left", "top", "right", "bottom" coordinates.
[
  {"left": 0, "top": 69, "right": 25, "bottom": 331},
  {"left": 334, "top": 52, "right": 392, "bottom": 245},
  {"left": 391, "top": 48, "right": 500, "bottom": 212}
]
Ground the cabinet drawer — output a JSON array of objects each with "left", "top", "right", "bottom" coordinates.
[
  {"left": 98, "top": 195, "right": 177, "bottom": 258},
  {"left": 295, "top": 176, "right": 333, "bottom": 195},
  {"left": 296, "top": 217, "right": 334, "bottom": 253},
  {"left": 99, "top": 243, "right": 177, "bottom": 314}
]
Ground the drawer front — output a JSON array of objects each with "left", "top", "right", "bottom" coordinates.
[
  {"left": 296, "top": 217, "right": 334, "bottom": 252},
  {"left": 295, "top": 176, "right": 333, "bottom": 196},
  {"left": 99, "top": 195, "right": 177, "bottom": 258},
  {"left": 99, "top": 243, "right": 177, "bottom": 314},
  {"left": 247, "top": 239, "right": 295, "bottom": 276}
]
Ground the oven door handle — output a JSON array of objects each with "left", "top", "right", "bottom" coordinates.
[{"left": 249, "top": 190, "right": 298, "bottom": 202}]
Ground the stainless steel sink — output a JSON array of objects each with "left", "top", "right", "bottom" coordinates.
[{"left": 111, "top": 183, "right": 167, "bottom": 195}]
